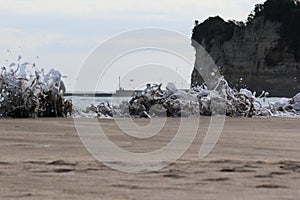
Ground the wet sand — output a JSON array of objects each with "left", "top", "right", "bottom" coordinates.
[{"left": 0, "top": 117, "right": 299, "bottom": 199}]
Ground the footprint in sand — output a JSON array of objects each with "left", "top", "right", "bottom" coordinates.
[
  {"left": 203, "top": 177, "right": 230, "bottom": 182},
  {"left": 279, "top": 163, "right": 300, "bottom": 172},
  {"left": 220, "top": 167, "right": 255, "bottom": 173},
  {"left": 53, "top": 168, "right": 75, "bottom": 173},
  {"left": 256, "top": 184, "right": 287, "bottom": 189},
  {"left": 162, "top": 173, "right": 185, "bottom": 179},
  {"left": 47, "top": 160, "right": 76, "bottom": 166}
]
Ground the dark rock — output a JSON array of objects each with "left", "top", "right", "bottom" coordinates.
[{"left": 191, "top": 0, "right": 300, "bottom": 97}]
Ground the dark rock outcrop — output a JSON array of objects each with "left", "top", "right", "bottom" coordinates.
[{"left": 191, "top": 0, "right": 300, "bottom": 97}]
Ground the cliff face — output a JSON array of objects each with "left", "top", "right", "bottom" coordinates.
[{"left": 191, "top": 0, "right": 300, "bottom": 97}]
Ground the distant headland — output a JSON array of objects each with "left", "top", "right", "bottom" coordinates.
[{"left": 191, "top": 0, "right": 300, "bottom": 97}]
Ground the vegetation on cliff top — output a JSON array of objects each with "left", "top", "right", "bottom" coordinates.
[{"left": 192, "top": 16, "right": 236, "bottom": 51}]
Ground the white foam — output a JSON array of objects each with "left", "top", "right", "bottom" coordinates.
[{"left": 70, "top": 78, "right": 300, "bottom": 118}]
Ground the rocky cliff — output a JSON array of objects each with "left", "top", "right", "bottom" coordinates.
[{"left": 191, "top": 0, "right": 300, "bottom": 97}]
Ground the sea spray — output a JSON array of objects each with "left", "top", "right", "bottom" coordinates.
[
  {"left": 80, "top": 77, "right": 300, "bottom": 118},
  {"left": 1, "top": 57, "right": 298, "bottom": 118},
  {"left": 0, "top": 57, "right": 72, "bottom": 118}
]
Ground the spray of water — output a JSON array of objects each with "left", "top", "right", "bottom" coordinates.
[
  {"left": 82, "top": 77, "right": 300, "bottom": 118},
  {"left": 0, "top": 56, "right": 72, "bottom": 118}
]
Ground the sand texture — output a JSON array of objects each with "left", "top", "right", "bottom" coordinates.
[{"left": 0, "top": 117, "right": 299, "bottom": 199}]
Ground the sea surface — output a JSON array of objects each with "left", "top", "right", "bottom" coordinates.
[{"left": 66, "top": 96, "right": 130, "bottom": 117}]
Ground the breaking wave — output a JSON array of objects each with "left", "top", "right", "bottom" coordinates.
[
  {"left": 73, "top": 79, "right": 300, "bottom": 118},
  {"left": 0, "top": 56, "right": 71, "bottom": 118},
  {"left": 1, "top": 57, "right": 299, "bottom": 119}
]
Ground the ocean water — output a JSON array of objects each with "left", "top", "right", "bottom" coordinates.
[{"left": 67, "top": 96, "right": 130, "bottom": 112}]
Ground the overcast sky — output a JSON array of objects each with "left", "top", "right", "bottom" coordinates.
[{"left": 0, "top": 0, "right": 264, "bottom": 91}]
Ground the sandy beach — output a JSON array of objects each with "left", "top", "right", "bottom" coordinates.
[{"left": 0, "top": 117, "right": 299, "bottom": 199}]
